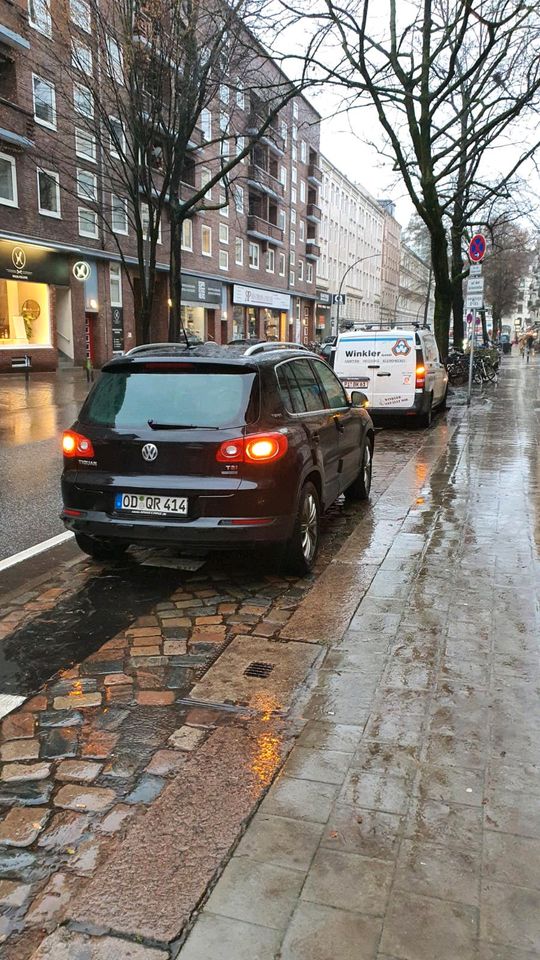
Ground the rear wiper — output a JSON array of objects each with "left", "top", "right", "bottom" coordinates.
[{"left": 147, "top": 420, "right": 220, "bottom": 430}]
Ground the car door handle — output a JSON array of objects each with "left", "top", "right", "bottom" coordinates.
[
  {"left": 333, "top": 416, "right": 345, "bottom": 433},
  {"left": 311, "top": 431, "right": 320, "bottom": 444},
  {"left": 376, "top": 372, "right": 391, "bottom": 377},
  {"left": 367, "top": 364, "right": 380, "bottom": 369}
]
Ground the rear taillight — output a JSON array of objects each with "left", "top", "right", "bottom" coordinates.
[
  {"left": 62, "top": 430, "right": 95, "bottom": 458},
  {"left": 415, "top": 364, "right": 426, "bottom": 389},
  {"left": 216, "top": 433, "right": 288, "bottom": 464}
]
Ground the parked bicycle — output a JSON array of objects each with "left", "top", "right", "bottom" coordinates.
[{"left": 446, "top": 349, "right": 498, "bottom": 385}]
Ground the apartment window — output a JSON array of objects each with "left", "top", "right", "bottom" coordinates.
[
  {"left": 290, "top": 251, "right": 295, "bottom": 266},
  {"left": 299, "top": 220, "right": 305, "bottom": 241},
  {"left": 291, "top": 208, "right": 297, "bottom": 225},
  {"left": 181, "top": 219, "right": 193, "bottom": 251},
  {"left": 28, "top": 0, "right": 51, "bottom": 36},
  {"left": 0, "top": 153, "right": 17, "bottom": 207},
  {"left": 278, "top": 210, "right": 286, "bottom": 232},
  {"left": 266, "top": 249, "right": 275, "bottom": 273},
  {"left": 279, "top": 164, "right": 287, "bottom": 187},
  {"left": 235, "top": 186, "right": 244, "bottom": 214},
  {"left": 248, "top": 242, "right": 259, "bottom": 269},
  {"left": 111, "top": 194, "right": 128, "bottom": 234},
  {"left": 109, "top": 263, "right": 122, "bottom": 306},
  {"left": 278, "top": 252, "right": 286, "bottom": 276},
  {"left": 292, "top": 101, "right": 299, "bottom": 119},
  {"left": 236, "top": 84, "right": 245, "bottom": 109},
  {"left": 290, "top": 230, "right": 296, "bottom": 247},
  {"left": 307, "top": 262, "right": 314, "bottom": 283},
  {"left": 73, "top": 81, "right": 93, "bottom": 117},
  {"left": 292, "top": 166, "right": 297, "bottom": 184},
  {"left": 32, "top": 75, "right": 56, "bottom": 129},
  {"left": 70, "top": 0, "right": 90, "bottom": 31},
  {"left": 291, "top": 187, "right": 297, "bottom": 205},
  {"left": 72, "top": 40, "right": 93, "bottom": 74},
  {"left": 219, "top": 250, "right": 229, "bottom": 271},
  {"left": 235, "top": 237, "right": 243, "bottom": 265},
  {"left": 280, "top": 121, "right": 287, "bottom": 144},
  {"left": 300, "top": 180, "right": 306, "bottom": 202},
  {"left": 236, "top": 135, "right": 246, "bottom": 162},
  {"left": 141, "top": 202, "right": 161, "bottom": 242},
  {"left": 78, "top": 206, "right": 98, "bottom": 237},
  {"left": 201, "top": 224, "right": 212, "bottom": 256},
  {"left": 109, "top": 117, "right": 125, "bottom": 158},
  {"left": 292, "top": 144, "right": 297, "bottom": 163},
  {"left": 298, "top": 259, "right": 304, "bottom": 281},
  {"left": 219, "top": 84, "right": 229, "bottom": 104},
  {"left": 289, "top": 269, "right": 295, "bottom": 286},
  {"left": 200, "top": 167, "right": 212, "bottom": 199},
  {"left": 76, "top": 167, "right": 97, "bottom": 201},
  {"left": 219, "top": 112, "right": 229, "bottom": 134},
  {"left": 300, "top": 141, "right": 307, "bottom": 163},
  {"left": 200, "top": 109, "right": 212, "bottom": 141},
  {"left": 219, "top": 223, "right": 229, "bottom": 244},
  {"left": 106, "top": 35, "right": 124, "bottom": 84},
  {"left": 292, "top": 123, "right": 298, "bottom": 141},
  {"left": 219, "top": 187, "right": 229, "bottom": 217},
  {"left": 75, "top": 127, "right": 96, "bottom": 162}
]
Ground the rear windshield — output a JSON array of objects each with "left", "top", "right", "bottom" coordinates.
[{"left": 79, "top": 366, "right": 259, "bottom": 429}]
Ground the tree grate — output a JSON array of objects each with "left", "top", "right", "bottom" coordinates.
[{"left": 243, "top": 661, "right": 275, "bottom": 679}]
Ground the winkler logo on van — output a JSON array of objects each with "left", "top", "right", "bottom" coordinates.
[{"left": 392, "top": 338, "right": 412, "bottom": 357}]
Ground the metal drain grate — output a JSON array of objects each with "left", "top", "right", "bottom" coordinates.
[{"left": 243, "top": 661, "right": 275, "bottom": 679}]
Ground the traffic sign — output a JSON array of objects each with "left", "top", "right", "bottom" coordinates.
[
  {"left": 467, "top": 277, "right": 484, "bottom": 294},
  {"left": 469, "top": 264, "right": 482, "bottom": 277},
  {"left": 466, "top": 293, "right": 484, "bottom": 309},
  {"left": 469, "top": 234, "right": 486, "bottom": 263}
]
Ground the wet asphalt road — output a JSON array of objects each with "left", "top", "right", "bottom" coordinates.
[{"left": 0, "top": 370, "right": 90, "bottom": 561}]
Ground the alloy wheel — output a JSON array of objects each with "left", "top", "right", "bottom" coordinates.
[{"left": 300, "top": 493, "right": 318, "bottom": 563}]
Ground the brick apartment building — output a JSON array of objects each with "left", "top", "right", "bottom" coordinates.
[{"left": 0, "top": 0, "right": 322, "bottom": 372}]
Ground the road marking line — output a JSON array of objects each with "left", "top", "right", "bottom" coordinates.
[
  {"left": 0, "top": 694, "right": 27, "bottom": 720},
  {"left": 0, "top": 532, "right": 74, "bottom": 573}
]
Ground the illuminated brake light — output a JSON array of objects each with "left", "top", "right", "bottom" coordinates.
[
  {"left": 216, "top": 433, "right": 288, "bottom": 464},
  {"left": 62, "top": 430, "right": 95, "bottom": 458},
  {"left": 415, "top": 364, "right": 426, "bottom": 389}
]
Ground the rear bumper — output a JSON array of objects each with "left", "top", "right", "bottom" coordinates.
[{"left": 368, "top": 392, "right": 431, "bottom": 420}]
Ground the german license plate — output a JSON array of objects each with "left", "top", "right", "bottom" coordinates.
[
  {"left": 115, "top": 493, "right": 188, "bottom": 515},
  {"left": 343, "top": 378, "right": 369, "bottom": 389}
]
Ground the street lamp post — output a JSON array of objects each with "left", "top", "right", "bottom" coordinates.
[{"left": 334, "top": 253, "right": 382, "bottom": 335}]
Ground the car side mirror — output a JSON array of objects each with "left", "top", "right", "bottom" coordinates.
[{"left": 350, "top": 390, "right": 369, "bottom": 408}]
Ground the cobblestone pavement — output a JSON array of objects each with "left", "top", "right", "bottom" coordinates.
[{"left": 1, "top": 357, "right": 538, "bottom": 959}]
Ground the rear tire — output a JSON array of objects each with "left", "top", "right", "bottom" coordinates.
[
  {"left": 417, "top": 395, "right": 432, "bottom": 429},
  {"left": 283, "top": 481, "right": 320, "bottom": 576},
  {"left": 75, "top": 532, "right": 128, "bottom": 562},
  {"left": 344, "top": 438, "right": 373, "bottom": 501}
]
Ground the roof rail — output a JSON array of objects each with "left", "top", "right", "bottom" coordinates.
[
  {"left": 125, "top": 342, "right": 191, "bottom": 355},
  {"left": 345, "top": 321, "right": 431, "bottom": 332},
  {"left": 243, "top": 341, "right": 311, "bottom": 356}
]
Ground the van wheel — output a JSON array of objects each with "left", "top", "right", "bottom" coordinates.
[
  {"left": 344, "top": 438, "right": 373, "bottom": 501},
  {"left": 283, "top": 481, "right": 320, "bottom": 576},
  {"left": 417, "top": 395, "right": 433, "bottom": 429},
  {"left": 75, "top": 533, "right": 127, "bottom": 562}
]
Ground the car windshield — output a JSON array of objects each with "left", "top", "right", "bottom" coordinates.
[{"left": 80, "top": 367, "right": 259, "bottom": 429}]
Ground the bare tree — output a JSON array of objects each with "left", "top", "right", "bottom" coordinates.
[
  {"left": 286, "top": 0, "right": 540, "bottom": 356},
  {"left": 38, "top": 0, "right": 313, "bottom": 342},
  {"left": 483, "top": 220, "right": 532, "bottom": 338}
]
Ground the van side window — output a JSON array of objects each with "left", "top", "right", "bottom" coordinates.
[{"left": 313, "top": 360, "right": 349, "bottom": 409}]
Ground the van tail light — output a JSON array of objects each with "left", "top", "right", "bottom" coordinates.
[
  {"left": 216, "top": 433, "right": 288, "bottom": 464},
  {"left": 415, "top": 364, "right": 426, "bottom": 389},
  {"left": 62, "top": 430, "right": 95, "bottom": 458}
]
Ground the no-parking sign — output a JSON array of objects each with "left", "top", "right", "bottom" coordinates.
[{"left": 469, "top": 234, "right": 486, "bottom": 263}]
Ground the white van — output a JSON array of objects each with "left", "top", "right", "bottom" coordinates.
[{"left": 333, "top": 326, "right": 448, "bottom": 427}]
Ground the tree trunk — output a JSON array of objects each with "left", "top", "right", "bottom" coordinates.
[
  {"left": 480, "top": 308, "right": 488, "bottom": 344},
  {"left": 430, "top": 227, "right": 453, "bottom": 360},
  {"left": 451, "top": 221, "right": 465, "bottom": 350},
  {"left": 168, "top": 203, "right": 183, "bottom": 342}
]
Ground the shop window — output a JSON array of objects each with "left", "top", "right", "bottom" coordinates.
[
  {"left": 298, "top": 259, "right": 304, "bottom": 281},
  {"left": 0, "top": 153, "right": 18, "bottom": 207},
  {"left": 181, "top": 219, "right": 193, "bottom": 251},
  {"left": 72, "top": 40, "right": 93, "bottom": 75},
  {"left": 109, "top": 117, "right": 125, "bottom": 158},
  {"left": 37, "top": 169, "right": 61, "bottom": 218},
  {"left": 200, "top": 167, "right": 212, "bottom": 199},
  {"left": 200, "top": 108, "right": 212, "bottom": 141},
  {"left": 73, "top": 81, "right": 93, "bottom": 118},
  {"left": 75, "top": 127, "right": 96, "bottom": 162},
  {"left": 0, "top": 278, "right": 52, "bottom": 345},
  {"left": 201, "top": 225, "right": 212, "bottom": 256},
  {"left": 262, "top": 308, "right": 279, "bottom": 340},
  {"left": 76, "top": 167, "right": 97, "bottom": 201},
  {"left": 111, "top": 194, "right": 128, "bottom": 234},
  {"left": 232, "top": 305, "right": 244, "bottom": 339},
  {"left": 219, "top": 250, "right": 229, "bottom": 271},
  {"left": 219, "top": 223, "right": 229, "bottom": 244},
  {"left": 248, "top": 242, "right": 259, "bottom": 269},
  {"left": 78, "top": 206, "right": 98, "bottom": 237},
  {"left": 32, "top": 75, "right": 56, "bottom": 129},
  {"left": 278, "top": 252, "right": 285, "bottom": 276},
  {"left": 28, "top": 0, "right": 51, "bottom": 36},
  {"left": 235, "top": 238, "right": 243, "bottom": 265},
  {"left": 266, "top": 249, "right": 275, "bottom": 273},
  {"left": 106, "top": 35, "right": 124, "bottom": 84},
  {"left": 109, "top": 263, "right": 122, "bottom": 307},
  {"left": 70, "top": 0, "right": 91, "bottom": 31}
]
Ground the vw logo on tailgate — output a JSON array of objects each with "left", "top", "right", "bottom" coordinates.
[{"left": 141, "top": 443, "right": 158, "bottom": 462}]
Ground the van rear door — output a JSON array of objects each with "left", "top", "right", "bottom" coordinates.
[
  {"left": 370, "top": 332, "right": 416, "bottom": 410},
  {"left": 334, "top": 334, "right": 379, "bottom": 406}
]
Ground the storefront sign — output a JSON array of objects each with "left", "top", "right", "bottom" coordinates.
[
  {"left": 73, "top": 261, "right": 91, "bottom": 281},
  {"left": 0, "top": 240, "right": 70, "bottom": 286},
  {"left": 111, "top": 307, "right": 124, "bottom": 352},
  {"left": 233, "top": 284, "right": 290, "bottom": 311},
  {"left": 316, "top": 290, "right": 332, "bottom": 305},
  {"left": 181, "top": 274, "right": 222, "bottom": 304}
]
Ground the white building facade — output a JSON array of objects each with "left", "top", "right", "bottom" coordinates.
[
  {"left": 397, "top": 243, "right": 434, "bottom": 326},
  {"left": 317, "top": 156, "right": 385, "bottom": 334}
]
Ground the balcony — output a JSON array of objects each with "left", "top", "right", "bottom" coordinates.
[
  {"left": 308, "top": 162, "right": 322, "bottom": 185},
  {"left": 0, "top": 98, "right": 34, "bottom": 151},
  {"left": 247, "top": 164, "right": 285, "bottom": 199},
  {"left": 246, "top": 113, "right": 285, "bottom": 155},
  {"left": 306, "top": 202, "right": 322, "bottom": 222},
  {"left": 247, "top": 215, "right": 284, "bottom": 245},
  {"left": 306, "top": 240, "right": 321, "bottom": 260}
]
